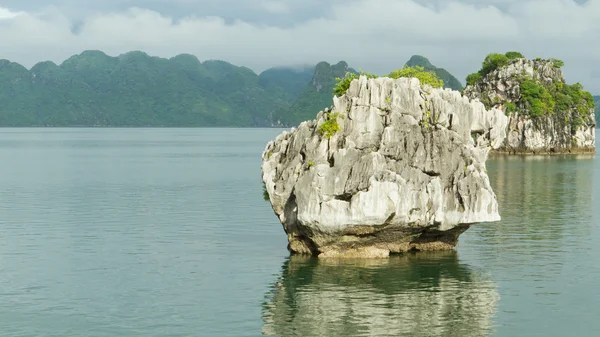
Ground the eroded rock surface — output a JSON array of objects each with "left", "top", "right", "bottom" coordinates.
[
  {"left": 261, "top": 76, "right": 502, "bottom": 258},
  {"left": 463, "top": 58, "right": 596, "bottom": 154}
]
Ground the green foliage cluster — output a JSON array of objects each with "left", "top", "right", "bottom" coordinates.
[
  {"left": 333, "top": 71, "right": 376, "bottom": 96},
  {"left": 508, "top": 77, "right": 594, "bottom": 126},
  {"left": 464, "top": 52, "right": 592, "bottom": 130},
  {"left": 317, "top": 112, "right": 342, "bottom": 139},
  {"left": 519, "top": 79, "right": 554, "bottom": 117},
  {"left": 465, "top": 51, "right": 525, "bottom": 86},
  {"left": 333, "top": 66, "right": 443, "bottom": 96},
  {"left": 465, "top": 73, "right": 483, "bottom": 87},
  {"left": 505, "top": 51, "right": 525, "bottom": 59},
  {"left": 550, "top": 58, "right": 565, "bottom": 68},
  {"left": 553, "top": 83, "right": 594, "bottom": 115},
  {"left": 504, "top": 101, "right": 517, "bottom": 114},
  {"left": 388, "top": 66, "right": 444, "bottom": 88}
]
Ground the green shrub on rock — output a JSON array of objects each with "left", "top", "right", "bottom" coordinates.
[
  {"left": 497, "top": 78, "right": 594, "bottom": 119},
  {"left": 333, "top": 66, "right": 444, "bottom": 96},
  {"left": 504, "top": 101, "right": 517, "bottom": 114},
  {"left": 465, "top": 51, "right": 526, "bottom": 86},
  {"left": 520, "top": 79, "right": 554, "bottom": 117},
  {"left": 317, "top": 112, "right": 342, "bottom": 139},
  {"left": 480, "top": 53, "right": 510, "bottom": 77},
  {"left": 466, "top": 73, "right": 483, "bottom": 86},
  {"left": 465, "top": 53, "right": 594, "bottom": 123},
  {"left": 550, "top": 58, "right": 565, "bottom": 68},
  {"left": 388, "top": 66, "right": 444, "bottom": 88},
  {"left": 505, "top": 51, "right": 525, "bottom": 60},
  {"left": 333, "top": 71, "right": 376, "bottom": 96}
]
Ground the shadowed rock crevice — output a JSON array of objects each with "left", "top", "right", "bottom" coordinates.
[
  {"left": 283, "top": 222, "right": 473, "bottom": 258},
  {"left": 262, "top": 76, "right": 502, "bottom": 258}
]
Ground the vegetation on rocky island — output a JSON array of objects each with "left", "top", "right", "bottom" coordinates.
[
  {"left": 465, "top": 52, "right": 594, "bottom": 131},
  {"left": 333, "top": 66, "right": 444, "bottom": 96},
  {"left": 480, "top": 76, "right": 592, "bottom": 121},
  {"left": 291, "top": 56, "right": 460, "bottom": 127},
  {"left": 389, "top": 66, "right": 444, "bottom": 88},
  {"left": 317, "top": 112, "right": 342, "bottom": 139},
  {"left": 465, "top": 51, "right": 526, "bottom": 86},
  {"left": 333, "top": 71, "right": 377, "bottom": 96}
]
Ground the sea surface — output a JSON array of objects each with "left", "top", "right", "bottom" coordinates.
[{"left": 0, "top": 128, "right": 598, "bottom": 337}]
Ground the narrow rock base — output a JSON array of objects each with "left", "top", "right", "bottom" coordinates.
[
  {"left": 287, "top": 224, "right": 471, "bottom": 258},
  {"left": 490, "top": 147, "right": 595, "bottom": 155}
]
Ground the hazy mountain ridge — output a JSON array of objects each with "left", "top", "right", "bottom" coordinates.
[
  {"left": 0, "top": 51, "right": 546, "bottom": 127},
  {"left": 276, "top": 61, "right": 357, "bottom": 126},
  {"left": 0, "top": 50, "right": 304, "bottom": 127},
  {"left": 404, "top": 55, "right": 464, "bottom": 91}
]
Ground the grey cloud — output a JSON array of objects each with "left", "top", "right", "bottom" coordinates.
[
  {"left": 3, "top": 0, "right": 345, "bottom": 26},
  {"left": 0, "top": 0, "right": 599, "bottom": 93}
]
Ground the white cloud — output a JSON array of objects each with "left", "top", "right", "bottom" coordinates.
[
  {"left": 0, "top": 7, "right": 24, "bottom": 20},
  {"left": 0, "top": 0, "right": 599, "bottom": 92}
]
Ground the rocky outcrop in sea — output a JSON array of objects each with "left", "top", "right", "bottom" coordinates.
[
  {"left": 463, "top": 58, "right": 595, "bottom": 154},
  {"left": 261, "top": 76, "right": 502, "bottom": 258}
]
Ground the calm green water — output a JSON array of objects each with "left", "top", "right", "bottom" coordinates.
[{"left": 0, "top": 128, "right": 598, "bottom": 337}]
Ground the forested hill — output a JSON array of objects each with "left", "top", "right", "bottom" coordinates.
[
  {"left": 0, "top": 50, "right": 314, "bottom": 127},
  {"left": 276, "top": 61, "right": 357, "bottom": 126},
  {"left": 404, "top": 55, "right": 464, "bottom": 91},
  {"left": 0, "top": 51, "right": 486, "bottom": 127}
]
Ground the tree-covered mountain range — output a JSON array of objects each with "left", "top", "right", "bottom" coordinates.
[
  {"left": 0, "top": 50, "right": 596, "bottom": 127},
  {"left": 0, "top": 51, "right": 311, "bottom": 127}
]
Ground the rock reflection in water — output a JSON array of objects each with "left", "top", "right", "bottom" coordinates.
[{"left": 262, "top": 252, "right": 499, "bottom": 337}]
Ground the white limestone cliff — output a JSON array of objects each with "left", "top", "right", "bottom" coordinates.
[{"left": 262, "top": 76, "right": 503, "bottom": 258}]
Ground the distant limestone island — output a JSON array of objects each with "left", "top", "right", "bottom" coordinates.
[
  {"left": 0, "top": 50, "right": 461, "bottom": 127},
  {"left": 462, "top": 52, "right": 595, "bottom": 154},
  {"left": 261, "top": 52, "right": 597, "bottom": 258}
]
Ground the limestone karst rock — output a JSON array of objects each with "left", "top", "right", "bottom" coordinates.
[
  {"left": 463, "top": 57, "right": 596, "bottom": 154},
  {"left": 261, "top": 76, "right": 503, "bottom": 258}
]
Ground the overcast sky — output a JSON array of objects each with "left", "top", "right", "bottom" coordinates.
[{"left": 1, "top": 0, "right": 599, "bottom": 92}]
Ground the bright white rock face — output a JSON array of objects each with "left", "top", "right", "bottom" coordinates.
[{"left": 262, "top": 76, "right": 502, "bottom": 258}]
